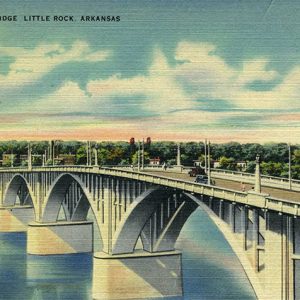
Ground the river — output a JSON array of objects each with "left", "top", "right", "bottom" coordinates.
[{"left": 0, "top": 206, "right": 256, "bottom": 300}]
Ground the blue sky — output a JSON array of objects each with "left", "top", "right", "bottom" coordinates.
[{"left": 1, "top": 0, "right": 300, "bottom": 142}]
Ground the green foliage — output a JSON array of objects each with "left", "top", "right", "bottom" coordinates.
[
  {"left": 131, "top": 151, "right": 150, "bottom": 165},
  {"left": 76, "top": 145, "right": 87, "bottom": 165},
  {"left": 32, "top": 155, "right": 42, "bottom": 166},
  {"left": 245, "top": 161, "right": 256, "bottom": 173},
  {"left": 218, "top": 156, "right": 237, "bottom": 170},
  {"left": 0, "top": 140, "right": 298, "bottom": 180},
  {"left": 293, "top": 149, "right": 300, "bottom": 164},
  {"left": 261, "top": 161, "right": 285, "bottom": 177},
  {"left": 45, "top": 159, "right": 53, "bottom": 166}
]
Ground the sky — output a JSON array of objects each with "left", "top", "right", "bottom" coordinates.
[{"left": 1, "top": 0, "right": 300, "bottom": 142}]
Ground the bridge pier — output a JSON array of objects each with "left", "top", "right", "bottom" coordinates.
[
  {"left": 264, "top": 212, "right": 293, "bottom": 299},
  {"left": 0, "top": 205, "right": 34, "bottom": 232},
  {"left": 92, "top": 250, "right": 183, "bottom": 300},
  {"left": 27, "top": 221, "right": 93, "bottom": 255}
]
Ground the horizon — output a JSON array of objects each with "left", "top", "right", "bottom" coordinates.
[{"left": 0, "top": 139, "right": 297, "bottom": 146}]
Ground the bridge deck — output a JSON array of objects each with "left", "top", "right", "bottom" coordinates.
[
  {"left": 145, "top": 170, "right": 300, "bottom": 203},
  {"left": 0, "top": 166, "right": 299, "bottom": 216}
]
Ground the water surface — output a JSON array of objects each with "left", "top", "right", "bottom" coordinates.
[{"left": 0, "top": 207, "right": 256, "bottom": 299}]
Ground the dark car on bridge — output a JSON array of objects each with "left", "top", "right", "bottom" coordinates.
[{"left": 194, "top": 175, "right": 215, "bottom": 185}]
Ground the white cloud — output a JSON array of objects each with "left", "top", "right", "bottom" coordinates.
[
  {"left": 87, "top": 48, "right": 193, "bottom": 113},
  {"left": 85, "top": 41, "right": 300, "bottom": 113},
  {"left": 0, "top": 41, "right": 110, "bottom": 88},
  {"left": 5, "top": 40, "right": 300, "bottom": 141},
  {"left": 237, "top": 58, "right": 278, "bottom": 86}
]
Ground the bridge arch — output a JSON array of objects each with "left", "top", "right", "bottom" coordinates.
[
  {"left": 41, "top": 173, "right": 103, "bottom": 248},
  {"left": 3, "top": 174, "right": 35, "bottom": 208},
  {"left": 42, "top": 173, "right": 93, "bottom": 222},
  {"left": 111, "top": 188, "right": 199, "bottom": 254}
]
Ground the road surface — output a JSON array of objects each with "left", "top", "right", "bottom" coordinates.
[{"left": 145, "top": 170, "right": 300, "bottom": 202}]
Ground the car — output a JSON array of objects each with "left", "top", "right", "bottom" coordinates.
[
  {"left": 194, "top": 175, "right": 215, "bottom": 185},
  {"left": 195, "top": 175, "right": 208, "bottom": 184}
]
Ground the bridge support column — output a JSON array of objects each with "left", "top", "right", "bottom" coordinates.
[
  {"left": 251, "top": 208, "right": 259, "bottom": 271},
  {"left": 0, "top": 205, "right": 34, "bottom": 232},
  {"left": 242, "top": 206, "right": 248, "bottom": 250},
  {"left": 92, "top": 250, "right": 183, "bottom": 299},
  {"left": 27, "top": 221, "right": 93, "bottom": 255},
  {"left": 264, "top": 212, "right": 293, "bottom": 299},
  {"left": 218, "top": 199, "right": 224, "bottom": 219},
  {"left": 229, "top": 203, "right": 235, "bottom": 232}
]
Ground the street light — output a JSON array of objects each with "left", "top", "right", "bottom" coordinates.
[
  {"left": 255, "top": 154, "right": 261, "bottom": 193},
  {"left": 94, "top": 143, "right": 99, "bottom": 167},
  {"left": 204, "top": 139, "right": 207, "bottom": 173},
  {"left": 142, "top": 138, "right": 145, "bottom": 170},
  {"left": 86, "top": 141, "right": 92, "bottom": 166},
  {"left": 28, "top": 142, "right": 32, "bottom": 170},
  {"left": 288, "top": 143, "right": 292, "bottom": 189},
  {"left": 176, "top": 143, "right": 181, "bottom": 166},
  {"left": 207, "top": 141, "right": 211, "bottom": 185},
  {"left": 137, "top": 141, "right": 141, "bottom": 171}
]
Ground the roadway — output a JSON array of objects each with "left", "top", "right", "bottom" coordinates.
[{"left": 144, "top": 170, "right": 300, "bottom": 203}]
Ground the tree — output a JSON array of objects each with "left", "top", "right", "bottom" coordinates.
[
  {"left": 245, "top": 161, "right": 256, "bottom": 173},
  {"left": 218, "top": 156, "right": 237, "bottom": 170},
  {"left": 76, "top": 145, "right": 87, "bottom": 165},
  {"left": 261, "top": 161, "right": 284, "bottom": 177},
  {"left": 293, "top": 149, "right": 300, "bottom": 164}
]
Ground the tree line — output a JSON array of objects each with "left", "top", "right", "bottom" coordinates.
[{"left": 0, "top": 140, "right": 298, "bottom": 179}]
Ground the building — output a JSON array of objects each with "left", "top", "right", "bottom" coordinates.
[
  {"left": 57, "top": 154, "right": 76, "bottom": 165},
  {"left": 213, "top": 160, "right": 221, "bottom": 168},
  {"left": 2, "top": 153, "right": 16, "bottom": 166},
  {"left": 20, "top": 155, "right": 28, "bottom": 164},
  {"left": 236, "top": 161, "right": 247, "bottom": 171},
  {"left": 149, "top": 157, "right": 160, "bottom": 165}
]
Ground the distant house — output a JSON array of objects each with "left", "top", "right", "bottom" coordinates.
[
  {"left": 20, "top": 154, "right": 28, "bottom": 163},
  {"left": 149, "top": 157, "right": 160, "bottom": 165},
  {"left": 193, "top": 160, "right": 202, "bottom": 167},
  {"left": 193, "top": 160, "right": 219, "bottom": 168},
  {"left": 213, "top": 160, "right": 220, "bottom": 168},
  {"left": 236, "top": 161, "right": 247, "bottom": 171},
  {"left": 2, "top": 153, "right": 16, "bottom": 166},
  {"left": 57, "top": 154, "right": 76, "bottom": 165}
]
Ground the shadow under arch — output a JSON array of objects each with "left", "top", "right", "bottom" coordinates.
[
  {"left": 111, "top": 187, "right": 199, "bottom": 254},
  {"left": 183, "top": 192, "right": 263, "bottom": 299},
  {"left": 3, "top": 174, "right": 35, "bottom": 209},
  {"left": 41, "top": 173, "right": 103, "bottom": 250}
]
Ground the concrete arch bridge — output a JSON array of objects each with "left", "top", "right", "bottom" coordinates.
[{"left": 0, "top": 166, "right": 299, "bottom": 300}]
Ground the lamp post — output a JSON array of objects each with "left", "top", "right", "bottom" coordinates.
[
  {"left": 48, "top": 140, "right": 52, "bottom": 164},
  {"left": 137, "top": 141, "right": 141, "bottom": 172},
  {"left": 289, "top": 143, "right": 292, "bottom": 189},
  {"left": 86, "top": 141, "right": 92, "bottom": 166},
  {"left": 255, "top": 154, "right": 261, "bottom": 193},
  {"left": 204, "top": 139, "right": 207, "bottom": 174},
  {"left": 176, "top": 143, "right": 181, "bottom": 166},
  {"left": 207, "top": 141, "right": 211, "bottom": 185},
  {"left": 141, "top": 138, "right": 145, "bottom": 170},
  {"left": 50, "top": 140, "right": 56, "bottom": 166},
  {"left": 10, "top": 152, "right": 14, "bottom": 168},
  {"left": 28, "top": 142, "right": 32, "bottom": 171},
  {"left": 94, "top": 144, "right": 99, "bottom": 167}
]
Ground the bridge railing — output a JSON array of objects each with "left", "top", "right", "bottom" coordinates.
[
  {"left": 211, "top": 168, "right": 300, "bottom": 191},
  {"left": 0, "top": 165, "right": 299, "bottom": 215},
  {"left": 80, "top": 166, "right": 300, "bottom": 215}
]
